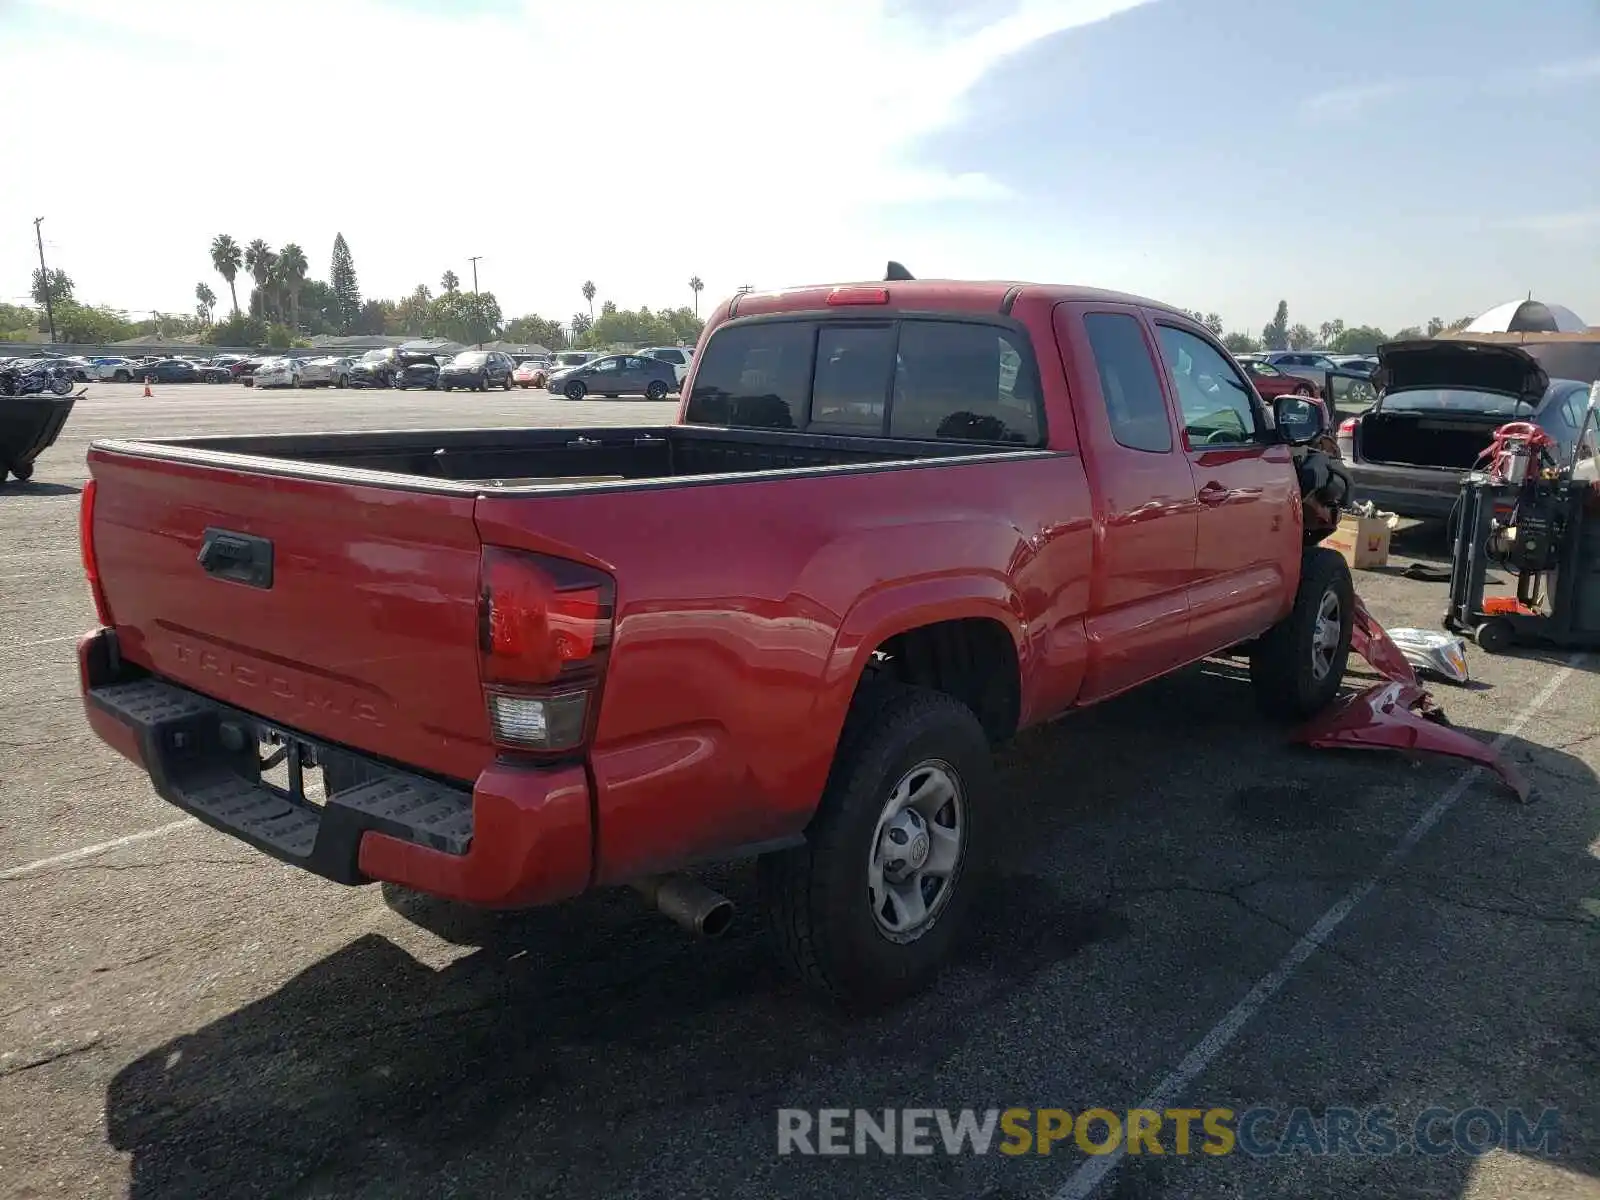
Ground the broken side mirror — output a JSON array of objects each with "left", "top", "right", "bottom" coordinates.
[{"left": 1275, "top": 394, "right": 1326, "bottom": 445}]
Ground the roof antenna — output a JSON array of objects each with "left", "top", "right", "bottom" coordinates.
[{"left": 885, "top": 261, "right": 914, "bottom": 281}]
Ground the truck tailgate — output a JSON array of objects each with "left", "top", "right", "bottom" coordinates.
[{"left": 87, "top": 447, "right": 491, "bottom": 783}]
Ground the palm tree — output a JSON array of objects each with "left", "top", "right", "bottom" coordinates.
[
  {"left": 195, "top": 282, "right": 217, "bottom": 325},
  {"left": 244, "top": 239, "right": 276, "bottom": 322},
  {"left": 441, "top": 270, "right": 459, "bottom": 294},
  {"left": 582, "top": 280, "right": 596, "bottom": 319},
  {"left": 211, "top": 234, "right": 242, "bottom": 316},
  {"left": 278, "top": 243, "right": 308, "bottom": 332},
  {"left": 689, "top": 275, "right": 704, "bottom": 317}
]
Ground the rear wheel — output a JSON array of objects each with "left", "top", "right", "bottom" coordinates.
[
  {"left": 503, "top": 372, "right": 514, "bottom": 391},
  {"left": 11, "top": 462, "right": 34, "bottom": 482},
  {"left": 759, "top": 682, "right": 990, "bottom": 1009},
  {"left": 646, "top": 380, "right": 669, "bottom": 401},
  {"left": 1475, "top": 618, "right": 1514, "bottom": 654},
  {"left": 1249, "top": 547, "right": 1354, "bottom": 719},
  {"left": 113, "top": 370, "right": 131, "bottom": 383}
]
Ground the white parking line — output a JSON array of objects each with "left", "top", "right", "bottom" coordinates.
[
  {"left": 1053, "top": 656, "right": 1582, "bottom": 1200},
  {"left": 0, "top": 819, "right": 198, "bottom": 881}
]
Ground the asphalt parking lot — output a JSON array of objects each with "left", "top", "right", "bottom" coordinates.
[{"left": 2, "top": 383, "right": 1597, "bottom": 1200}]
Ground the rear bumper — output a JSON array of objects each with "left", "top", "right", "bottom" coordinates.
[
  {"left": 78, "top": 629, "right": 592, "bottom": 908},
  {"left": 1342, "top": 461, "right": 1464, "bottom": 519}
]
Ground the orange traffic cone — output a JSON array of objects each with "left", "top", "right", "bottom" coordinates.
[{"left": 142, "top": 377, "right": 153, "bottom": 398}]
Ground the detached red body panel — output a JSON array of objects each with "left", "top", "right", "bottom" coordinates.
[{"left": 1300, "top": 598, "right": 1531, "bottom": 802}]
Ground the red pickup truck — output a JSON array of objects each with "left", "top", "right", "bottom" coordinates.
[{"left": 77, "top": 273, "right": 1347, "bottom": 1007}]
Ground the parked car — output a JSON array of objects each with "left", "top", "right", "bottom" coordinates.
[
  {"left": 200, "top": 355, "right": 250, "bottom": 383},
  {"left": 295, "top": 356, "right": 353, "bottom": 388},
  {"left": 254, "top": 357, "right": 304, "bottom": 389},
  {"left": 89, "top": 357, "right": 142, "bottom": 383},
  {"left": 512, "top": 359, "right": 547, "bottom": 388},
  {"left": 1337, "top": 339, "right": 1596, "bottom": 518},
  {"left": 549, "top": 351, "right": 598, "bottom": 372},
  {"left": 1238, "top": 358, "right": 1321, "bottom": 400},
  {"left": 393, "top": 352, "right": 444, "bottom": 390},
  {"left": 549, "top": 352, "right": 678, "bottom": 400},
  {"left": 347, "top": 348, "right": 401, "bottom": 389},
  {"left": 231, "top": 357, "right": 272, "bottom": 385},
  {"left": 135, "top": 358, "right": 202, "bottom": 384},
  {"left": 637, "top": 345, "right": 694, "bottom": 384},
  {"left": 438, "top": 350, "right": 516, "bottom": 392},
  {"left": 77, "top": 273, "right": 1343, "bottom": 1009}
]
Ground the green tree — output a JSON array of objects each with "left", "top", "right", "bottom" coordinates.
[
  {"left": 441, "top": 269, "right": 460, "bottom": 295},
  {"left": 211, "top": 234, "right": 242, "bottom": 315},
  {"left": 195, "top": 281, "right": 217, "bottom": 325},
  {"left": 394, "top": 284, "right": 433, "bottom": 335},
  {"left": 582, "top": 279, "right": 596, "bottom": 318},
  {"left": 1318, "top": 319, "right": 1345, "bottom": 346},
  {"left": 244, "top": 240, "right": 276, "bottom": 322},
  {"left": 53, "top": 303, "right": 134, "bottom": 344},
  {"left": 278, "top": 243, "right": 308, "bottom": 332},
  {"left": 1184, "top": 310, "right": 1224, "bottom": 336},
  {"left": 1426, "top": 316, "right": 1445, "bottom": 338},
  {"left": 1446, "top": 315, "right": 1473, "bottom": 332},
  {"left": 355, "top": 299, "right": 392, "bottom": 336},
  {"left": 1392, "top": 326, "right": 1422, "bottom": 341},
  {"left": 207, "top": 312, "right": 268, "bottom": 347},
  {"left": 329, "top": 234, "right": 361, "bottom": 333},
  {"left": 431, "top": 290, "right": 502, "bottom": 344},
  {"left": 1222, "top": 331, "right": 1262, "bottom": 354},
  {"left": 1329, "top": 325, "right": 1389, "bottom": 355},
  {"left": 1287, "top": 323, "right": 1316, "bottom": 350},
  {"left": 0, "top": 302, "right": 37, "bottom": 340},
  {"left": 1261, "top": 300, "right": 1290, "bottom": 351},
  {"left": 689, "top": 275, "right": 704, "bottom": 316},
  {"left": 571, "top": 312, "right": 593, "bottom": 341},
  {"left": 293, "top": 279, "right": 339, "bottom": 336},
  {"left": 503, "top": 315, "right": 568, "bottom": 349},
  {"left": 31, "top": 267, "right": 73, "bottom": 309}
]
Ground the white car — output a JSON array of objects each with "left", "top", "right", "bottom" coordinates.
[
  {"left": 253, "top": 357, "right": 304, "bottom": 389},
  {"left": 637, "top": 345, "right": 694, "bottom": 384},
  {"left": 88, "top": 357, "right": 142, "bottom": 382},
  {"left": 298, "top": 356, "right": 353, "bottom": 387}
]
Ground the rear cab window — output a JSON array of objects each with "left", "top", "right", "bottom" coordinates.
[
  {"left": 1082, "top": 313, "right": 1173, "bottom": 453},
  {"left": 683, "top": 317, "right": 1044, "bottom": 444}
]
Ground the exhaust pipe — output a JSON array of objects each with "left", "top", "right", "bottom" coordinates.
[{"left": 631, "top": 874, "right": 735, "bottom": 938}]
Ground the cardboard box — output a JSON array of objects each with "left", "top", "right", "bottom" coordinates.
[{"left": 1321, "top": 514, "right": 1391, "bottom": 570}]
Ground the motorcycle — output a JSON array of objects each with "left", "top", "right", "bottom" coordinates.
[{"left": 0, "top": 359, "right": 75, "bottom": 398}]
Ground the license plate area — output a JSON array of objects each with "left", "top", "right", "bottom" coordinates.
[{"left": 255, "top": 725, "right": 327, "bottom": 807}]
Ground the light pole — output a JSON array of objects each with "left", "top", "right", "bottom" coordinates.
[
  {"left": 467, "top": 256, "right": 482, "bottom": 295},
  {"left": 33, "top": 217, "right": 57, "bottom": 345}
]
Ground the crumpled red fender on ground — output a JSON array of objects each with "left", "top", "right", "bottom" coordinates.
[{"left": 1292, "top": 595, "right": 1531, "bottom": 802}]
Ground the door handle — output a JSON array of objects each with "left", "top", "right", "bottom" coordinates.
[{"left": 1197, "top": 482, "right": 1230, "bottom": 506}]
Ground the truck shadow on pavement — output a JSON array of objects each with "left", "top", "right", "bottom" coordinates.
[{"left": 103, "top": 664, "right": 1599, "bottom": 1200}]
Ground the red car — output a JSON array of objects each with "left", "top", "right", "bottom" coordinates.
[
  {"left": 78, "top": 271, "right": 1342, "bottom": 1007},
  {"left": 1239, "top": 356, "right": 1322, "bottom": 400}
]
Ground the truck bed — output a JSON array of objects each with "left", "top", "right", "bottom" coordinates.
[{"left": 99, "top": 424, "right": 1001, "bottom": 491}]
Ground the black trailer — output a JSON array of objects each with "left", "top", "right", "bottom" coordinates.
[{"left": 0, "top": 393, "right": 77, "bottom": 485}]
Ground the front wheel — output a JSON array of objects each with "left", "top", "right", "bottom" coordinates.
[
  {"left": 113, "top": 370, "right": 131, "bottom": 383},
  {"left": 50, "top": 376, "right": 72, "bottom": 396},
  {"left": 645, "top": 380, "right": 669, "bottom": 401},
  {"left": 759, "top": 682, "right": 990, "bottom": 1009},
  {"left": 503, "top": 373, "right": 515, "bottom": 391},
  {"left": 1249, "top": 547, "right": 1354, "bottom": 719},
  {"left": 11, "top": 461, "right": 34, "bottom": 482},
  {"left": 564, "top": 380, "right": 587, "bottom": 401}
]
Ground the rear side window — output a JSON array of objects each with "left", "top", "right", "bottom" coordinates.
[
  {"left": 1082, "top": 313, "right": 1173, "bottom": 453},
  {"left": 890, "top": 321, "right": 1041, "bottom": 444},
  {"left": 685, "top": 321, "right": 814, "bottom": 428},
  {"left": 811, "top": 326, "right": 896, "bottom": 430}
]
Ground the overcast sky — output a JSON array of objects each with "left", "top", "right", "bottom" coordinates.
[{"left": 2, "top": 0, "right": 1596, "bottom": 337}]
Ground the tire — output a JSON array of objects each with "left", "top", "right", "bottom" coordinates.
[
  {"left": 564, "top": 380, "right": 587, "bottom": 401},
  {"left": 441, "top": 385, "right": 452, "bottom": 393},
  {"left": 1475, "top": 618, "right": 1514, "bottom": 655},
  {"left": 758, "top": 682, "right": 991, "bottom": 1009},
  {"left": 646, "top": 380, "right": 669, "bottom": 401},
  {"left": 113, "top": 370, "right": 130, "bottom": 383},
  {"left": 50, "top": 376, "right": 72, "bottom": 396},
  {"left": 1249, "top": 546, "right": 1354, "bottom": 720},
  {"left": 11, "top": 462, "right": 34, "bottom": 482},
  {"left": 503, "top": 373, "right": 514, "bottom": 391}
]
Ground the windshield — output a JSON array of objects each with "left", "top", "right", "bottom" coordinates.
[
  {"left": 1382, "top": 387, "right": 1537, "bottom": 416},
  {"left": 359, "top": 350, "right": 392, "bottom": 362},
  {"left": 452, "top": 352, "right": 488, "bottom": 366},
  {"left": 555, "top": 353, "right": 589, "bottom": 366}
]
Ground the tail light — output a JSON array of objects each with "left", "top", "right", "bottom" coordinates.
[
  {"left": 478, "top": 546, "right": 615, "bottom": 756},
  {"left": 1337, "top": 418, "right": 1357, "bottom": 436},
  {"left": 78, "top": 478, "right": 113, "bottom": 626},
  {"left": 826, "top": 287, "right": 890, "bottom": 306}
]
